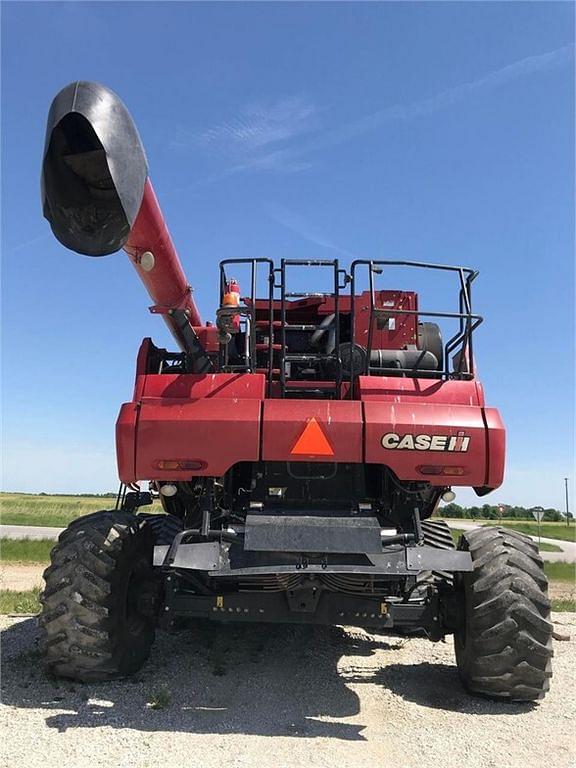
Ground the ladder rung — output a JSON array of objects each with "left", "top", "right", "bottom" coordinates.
[
  {"left": 255, "top": 320, "right": 282, "bottom": 327},
  {"left": 284, "top": 353, "right": 335, "bottom": 362},
  {"left": 285, "top": 292, "right": 331, "bottom": 298},
  {"left": 282, "top": 324, "right": 322, "bottom": 331},
  {"left": 282, "top": 259, "right": 337, "bottom": 267},
  {"left": 256, "top": 343, "right": 282, "bottom": 351}
]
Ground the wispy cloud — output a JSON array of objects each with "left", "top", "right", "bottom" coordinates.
[
  {"left": 265, "top": 202, "right": 357, "bottom": 258},
  {"left": 196, "top": 45, "right": 573, "bottom": 177},
  {"left": 166, "top": 44, "right": 573, "bottom": 194},
  {"left": 293, "top": 43, "right": 574, "bottom": 156},
  {"left": 4, "top": 232, "right": 51, "bottom": 255},
  {"left": 172, "top": 96, "right": 321, "bottom": 172}
]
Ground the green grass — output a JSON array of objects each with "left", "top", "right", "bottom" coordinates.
[
  {"left": 0, "top": 492, "right": 162, "bottom": 528},
  {"left": 453, "top": 518, "right": 575, "bottom": 542},
  {"left": 449, "top": 528, "right": 561, "bottom": 552},
  {"left": 1, "top": 538, "right": 54, "bottom": 563},
  {"left": 1, "top": 493, "right": 113, "bottom": 527},
  {"left": 543, "top": 561, "right": 575, "bottom": 583},
  {"left": 449, "top": 529, "right": 466, "bottom": 545},
  {"left": 539, "top": 541, "right": 563, "bottom": 552},
  {"left": 147, "top": 685, "right": 172, "bottom": 710},
  {"left": 551, "top": 598, "right": 576, "bottom": 612},
  {"left": 0, "top": 587, "right": 41, "bottom": 614}
]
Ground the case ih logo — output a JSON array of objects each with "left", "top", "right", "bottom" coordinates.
[{"left": 381, "top": 431, "right": 470, "bottom": 452}]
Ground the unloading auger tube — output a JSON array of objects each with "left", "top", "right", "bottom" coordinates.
[{"left": 41, "top": 80, "right": 203, "bottom": 355}]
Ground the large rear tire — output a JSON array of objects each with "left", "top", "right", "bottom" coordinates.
[
  {"left": 454, "top": 526, "right": 553, "bottom": 701},
  {"left": 39, "top": 511, "right": 158, "bottom": 681}
]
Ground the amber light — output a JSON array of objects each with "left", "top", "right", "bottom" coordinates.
[
  {"left": 418, "top": 465, "right": 466, "bottom": 476},
  {"left": 155, "top": 459, "right": 206, "bottom": 471}
]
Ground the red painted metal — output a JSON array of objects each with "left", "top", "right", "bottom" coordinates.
[
  {"left": 116, "top": 368, "right": 505, "bottom": 487},
  {"left": 140, "top": 373, "right": 265, "bottom": 400},
  {"left": 352, "top": 291, "right": 418, "bottom": 349},
  {"left": 357, "top": 375, "right": 483, "bottom": 406},
  {"left": 123, "top": 179, "right": 202, "bottom": 349},
  {"left": 135, "top": 398, "right": 261, "bottom": 479},
  {"left": 363, "top": 401, "right": 488, "bottom": 486},
  {"left": 261, "top": 401, "right": 363, "bottom": 463},
  {"left": 483, "top": 408, "right": 506, "bottom": 488}
]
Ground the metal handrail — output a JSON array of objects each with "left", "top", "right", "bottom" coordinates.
[{"left": 350, "top": 260, "right": 482, "bottom": 383}]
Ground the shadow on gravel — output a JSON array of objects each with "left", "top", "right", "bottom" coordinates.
[
  {"left": 374, "top": 663, "right": 537, "bottom": 715},
  {"left": 1, "top": 617, "right": 534, "bottom": 740}
]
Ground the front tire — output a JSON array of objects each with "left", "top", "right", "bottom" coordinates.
[
  {"left": 39, "top": 511, "right": 158, "bottom": 681},
  {"left": 455, "top": 526, "right": 553, "bottom": 701}
]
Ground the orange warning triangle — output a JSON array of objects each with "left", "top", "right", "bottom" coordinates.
[{"left": 291, "top": 417, "right": 334, "bottom": 456}]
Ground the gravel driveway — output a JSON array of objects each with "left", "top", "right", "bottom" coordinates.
[{"left": 1, "top": 614, "right": 574, "bottom": 768}]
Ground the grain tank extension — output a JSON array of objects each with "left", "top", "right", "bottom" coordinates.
[{"left": 38, "top": 81, "right": 553, "bottom": 701}]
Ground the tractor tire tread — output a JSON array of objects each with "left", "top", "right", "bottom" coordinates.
[{"left": 455, "top": 526, "right": 553, "bottom": 701}]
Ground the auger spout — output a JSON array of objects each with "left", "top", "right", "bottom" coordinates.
[{"left": 41, "top": 80, "right": 202, "bottom": 348}]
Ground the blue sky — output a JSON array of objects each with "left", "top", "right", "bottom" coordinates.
[{"left": 1, "top": 2, "right": 574, "bottom": 509}]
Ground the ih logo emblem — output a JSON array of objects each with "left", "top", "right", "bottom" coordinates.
[
  {"left": 291, "top": 417, "right": 334, "bottom": 456},
  {"left": 381, "top": 430, "right": 470, "bottom": 452}
]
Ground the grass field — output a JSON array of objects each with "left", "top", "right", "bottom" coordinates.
[
  {"left": 544, "top": 561, "right": 575, "bottom": 583},
  {"left": 453, "top": 518, "right": 575, "bottom": 542},
  {"left": 1, "top": 538, "right": 55, "bottom": 563},
  {"left": 0, "top": 492, "right": 161, "bottom": 527},
  {"left": 448, "top": 528, "right": 562, "bottom": 553},
  {"left": 0, "top": 587, "right": 41, "bottom": 614}
]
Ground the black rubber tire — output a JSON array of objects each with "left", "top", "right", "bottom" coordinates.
[
  {"left": 454, "top": 526, "right": 553, "bottom": 701},
  {"left": 139, "top": 512, "right": 183, "bottom": 545},
  {"left": 421, "top": 519, "right": 455, "bottom": 550},
  {"left": 418, "top": 519, "right": 455, "bottom": 585},
  {"left": 39, "top": 510, "right": 158, "bottom": 681}
]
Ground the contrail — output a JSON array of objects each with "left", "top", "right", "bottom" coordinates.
[
  {"left": 255, "top": 44, "right": 574, "bottom": 167},
  {"left": 265, "top": 202, "right": 357, "bottom": 257}
]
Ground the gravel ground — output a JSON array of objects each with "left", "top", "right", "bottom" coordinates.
[
  {"left": 0, "top": 564, "right": 45, "bottom": 590},
  {"left": 1, "top": 614, "right": 574, "bottom": 768}
]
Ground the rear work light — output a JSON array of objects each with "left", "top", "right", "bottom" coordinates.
[
  {"left": 155, "top": 459, "right": 207, "bottom": 471},
  {"left": 418, "top": 465, "right": 466, "bottom": 476}
]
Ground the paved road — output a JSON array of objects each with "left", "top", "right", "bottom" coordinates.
[
  {"left": 0, "top": 524, "right": 64, "bottom": 541},
  {"left": 1, "top": 522, "right": 575, "bottom": 562},
  {"left": 444, "top": 520, "right": 576, "bottom": 563}
]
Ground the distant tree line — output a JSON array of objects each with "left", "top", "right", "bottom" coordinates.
[
  {"left": 36, "top": 492, "right": 117, "bottom": 498},
  {"left": 440, "top": 502, "right": 569, "bottom": 522}
]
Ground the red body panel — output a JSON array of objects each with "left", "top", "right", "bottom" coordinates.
[
  {"left": 135, "top": 399, "right": 261, "bottom": 479},
  {"left": 261, "top": 401, "right": 363, "bottom": 463},
  {"left": 140, "top": 373, "right": 265, "bottom": 400},
  {"left": 117, "top": 369, "right": 505, "bottom": 489},
  {"left": 357, "top": 376, "right": 484, "bottom": 406},
  {"left": 353, "top": 291, "right": 418, "bottom": 349},
  {"left": 483, "top": 408, "right": 506, "bottom": 488},
  {"left": 363, "top": 401, "right": 487, "bottom": 486}
]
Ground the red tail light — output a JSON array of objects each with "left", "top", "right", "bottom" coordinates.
[
  {"left": 418, "top": 465, "right": 466, "bottom": 476},
  {"left": 155, "top": 459, "right": 207, "bottom": 471}
]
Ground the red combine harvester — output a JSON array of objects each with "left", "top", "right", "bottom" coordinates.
[{"left": 39, "top": 82, "right": 553, "bottom": 699}]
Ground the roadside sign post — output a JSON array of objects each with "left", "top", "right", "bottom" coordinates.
[{"left": 530, "top": 506, "right": 544, "bottom": 548}]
